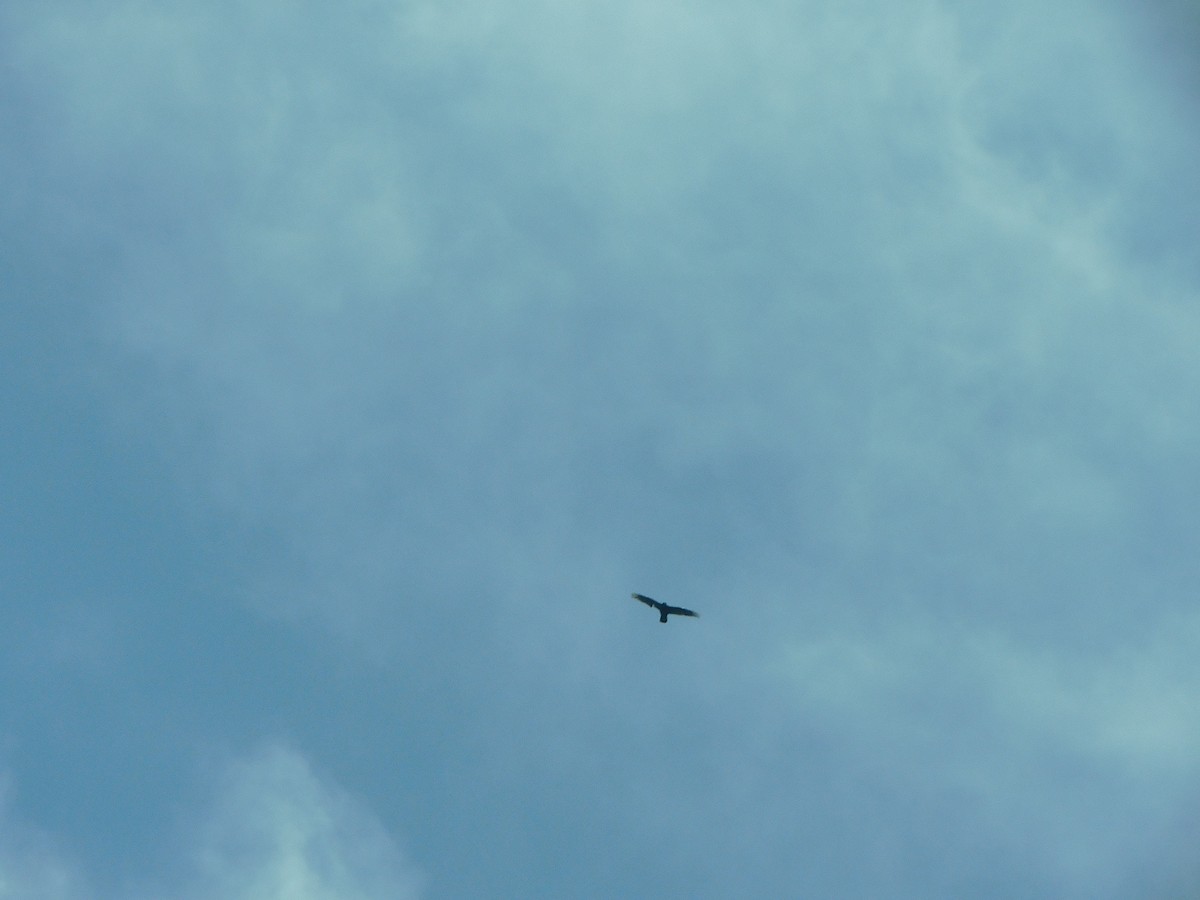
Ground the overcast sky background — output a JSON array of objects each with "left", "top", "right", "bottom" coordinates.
[{"left": 3, "top": 1, "right": 1200, "bottom": 897}]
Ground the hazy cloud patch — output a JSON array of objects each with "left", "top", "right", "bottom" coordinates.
[
  {"left": 172, "top": 745, "right": 422, "bottom": 900},
  {"left": 779, "top": 615, "right": 1200, "bottom": 889},
  {"left": 0, "top": 780, "right": 89, "bottom": 900}
]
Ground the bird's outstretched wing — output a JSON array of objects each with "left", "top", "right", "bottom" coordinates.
[{"left": 632, "top": 593, "right": 699, "bottom": 619}]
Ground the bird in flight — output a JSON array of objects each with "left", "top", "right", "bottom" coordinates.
[{"left": 632, "top": 593, "right": 699, "bottom": 624}]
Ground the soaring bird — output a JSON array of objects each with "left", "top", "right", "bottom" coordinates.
[{"left": 632, "top": 592, "right": 699, "bottom": 623}]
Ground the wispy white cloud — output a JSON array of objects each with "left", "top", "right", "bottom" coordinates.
[
  {"left": 779, "top": 614, "right": 1200, "bottom": 890},
  {"left": 2, "top": 746, "right": 422, "bottom": 900},
  {"left": 0, "top": 780, "right": 89, "bottom": 900},
  {"left": 781, "top": 615, "right": 1200, "bottom": 769},
  {"left": 169, "top": 745, "right": 422, "bottom": 900}
]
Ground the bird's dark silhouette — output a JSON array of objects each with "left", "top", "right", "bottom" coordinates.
[{"left": 632, "top": 593, "right": 699, "bottom": 623}]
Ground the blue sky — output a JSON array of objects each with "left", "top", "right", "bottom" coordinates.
[{"left": 3, "top": 1, "right": 1199, "bottom": 897}]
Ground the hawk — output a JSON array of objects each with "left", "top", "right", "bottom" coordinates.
[{"left": 632, "top": 592, "right": 699, "bottom": 623}]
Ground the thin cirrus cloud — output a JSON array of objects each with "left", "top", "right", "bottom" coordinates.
[
  {"left": 0, "top": 783, "right": 87, "bottom": 900},
  {"left": 170, "top": 745, "right": 424, "bottom": 900},
  {"left": 0, "top": 747, "right": 422, "bottom": 900}
]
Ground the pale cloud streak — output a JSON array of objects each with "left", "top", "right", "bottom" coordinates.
[
  {"left": 2, "top": 746, "right": 423, "bottom": 900},
  {"left": 779, "top": 615, "right": 1200, "bottom": 894},
  {"left": 168, "top": 745, "right": 423, "bottom": 900},
  {"left": 0, "top": 780, "right": 89, "bottom": 900}
]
